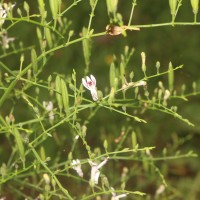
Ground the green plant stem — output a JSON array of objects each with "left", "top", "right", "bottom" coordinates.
[
  {"left": 0, "top": 31, "right": 106, "bottom": 108},
  {"left": 128, "top": 0, "right": 137, "bottom": 26},
  {"left": 87, "top": 0, "right": 99, "bottom": 35},
  {"left": 135, "top": 22, "right": 200, "bottom": 28},
  {"left": 29, "top": 143, "right": 73, "bottom": 200}
]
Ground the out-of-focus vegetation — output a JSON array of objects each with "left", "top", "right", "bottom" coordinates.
[{"left": 0, "top": 0, "right": 200, "bottom": 199}]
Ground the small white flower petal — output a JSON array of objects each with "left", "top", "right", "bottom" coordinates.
[
  {"left": 72, "top": 159, "right": 83, "bottom": 177},
  {"left": 82, "top": 78, "right": 90, "bottom": 90},
  {"left": 90, "top": 74, "right": 96, "bottom": 86},
  {"left": 90, "top": 89, "right": 98, "bottom": 101},
  {"left": 86, "top": 76, "right": 91, "bottom": 83},
  {"left": 134, "top": 80, "right": 147, "bottom": 87},
  {"left": 97, "top": 157, "right": 109, "bottom": 169}
]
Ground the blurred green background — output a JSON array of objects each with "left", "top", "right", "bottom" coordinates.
[{"left": 0, "top": 0, "right": 200, "bottom": 199}]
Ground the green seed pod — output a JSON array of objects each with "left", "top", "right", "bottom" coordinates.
[
  {"left": 23, "top": 1, "right": 29, "bottom": 16},
  {"left": 156, "top": 61, "right": 160, "bottom": 74},
  {"left": 169, "top": 0, "right": 178, "bottom": 15},
  {"left": 109, "top": 63, "right": 116, "bottom": 88},
  {"left": 13, "top": 128, "right": 25, "bottom": 165},
  {"left": 141, "top": 52, "right": 147, "bottom": 77},
  {"left": 192, "top": 81, "right": 197, "bottom": 93},
  {"left": 45, "top": 27, "right": 53, "bottom": 48},
  {"left": 103, "top": 139, "right": 108, "bottom": 151},
  {"left": 31, "top": 49, "right": 37, "bottom": 75},
  {"left": 55, "top": 75, "right": 63, "bottom": 112},
  {"left": 131, "top": 131, "right": 137, "bottom": 149},
  {"left": 168, "top": 62, "right": 174, "bottom": 92},
  {"left": 191, "top": 0, "right": 199, "bottom": 14},
  {"left": 61, "top": 79, "right": 69, "bottom": 115},
  {"left": 82, "top": 27, "right": 91, "bottom": 69}
]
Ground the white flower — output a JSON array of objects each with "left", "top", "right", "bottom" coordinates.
[
  {"left": 155, "top": 184, "right": 165, "bottom": 196},
  {"left": 43, "top": 101, "right": 54, "bottom": 121},
  {"left": 111, "top": 187, "right": 128, "bottom": 200},
  {"left": 82, "top": 74, "right": 98, "bottom": 101},
  {"left": 0, "top": 30, "right": 15, "bottom": 49},
  {"left": 164, "top": 89, "right": 170, "bottom": 101},
  {"left": 0, "top": 4, "right": 7, "bottom": 26},
  {"left": 0, "top": 3, "right": 15, "bottom": 27},
  {"left": 43, "top": 173, "right": 50, "bottom": 185},
  {"left": 71, "top": 159, "right": 83, "bottom": 177},
  {"left": 88, "top": 157, "right": 109, "bottom": 186}
]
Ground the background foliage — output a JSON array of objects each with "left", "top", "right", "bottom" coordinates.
[{"left": 0, "top": 0, "right": 200, "bottom": 199}]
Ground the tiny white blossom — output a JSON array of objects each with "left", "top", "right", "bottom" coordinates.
[
  {"left": 88, "top": 157, "right": 109, "bottom": 186},
  {"left": 0, "top": 30, "right": 15, "bottom": 49},
  {"left": 122, "top": 76, "right": 147, "bottom": 91},
  {"left": 133, "top": 80, "right": 147, "bottom": 87},
  {"left": 111, "top": 187, "right": 128, "bottom": 200},
  {"left": 0, "top": 4, "right": 7, "bottom": 26},
  {"left": 164, "top": 89, "right": 170, "bottom": 101},
  {"left": 71, "top": 159, "right": 83, "bottom": 177},
  {"left": 82, "top": 74, "right": 98, "bottom": 101},
  {"left": 155, "top": 184, "right": 165, "bottom": 196},
  {"left": 43, "top": 173, "right": 50, "bottom": 185},
  {"left": 43, "top": 101, "right": 54, "bottom": 121},
  {"left": 0, "top": 3, "right": 15, "bottom": 26}
]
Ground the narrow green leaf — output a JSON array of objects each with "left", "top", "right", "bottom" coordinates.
[
  {"left": 61, "top": 79, "right": 69, "bottom": 114},
  {"left": 13, "top": 128, "right": 25, "bottom": 165},
  {"left": 55, "top": 75, "right": 63, "bottom": 112},
  {"left": 31, "top": 49, "right": 38, "bottom": 75},
  {"left": 168, "top": 62, "right": 174, "bottom": 91}
]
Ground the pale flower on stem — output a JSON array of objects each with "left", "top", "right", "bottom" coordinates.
[
  {"left": 43, "top": 101, "right": 54, "bottom": 122},
  {"left": 0, "top": 30, "right": 15, "bottom": 49},
  {"left": 71, "top": 159, "right": 83, "bottom": 178},
  {"left": 0, "top": 4, "right": 7, "bottom": 26},
  {"left": 111, "top": 187, "right": 128, "bottom": 200},
  {"left": 82, "top": 74, "right": 98, "bottom": 101},
  {"left": 0, "top": 3, "right": 15, "bottom": 26},
  {"left": 122, "top": 76, "right": 147, "bottom": 91},
  {"left": 88, "top": 157, "right": 109, "bottom": 186}
]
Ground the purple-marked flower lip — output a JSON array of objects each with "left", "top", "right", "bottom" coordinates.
[
  {"left": 82, "top": 75, "right": 98, "bottom": 101},
  {"left": 82, "top": 75, "right": 96, "bottom": 91}
]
